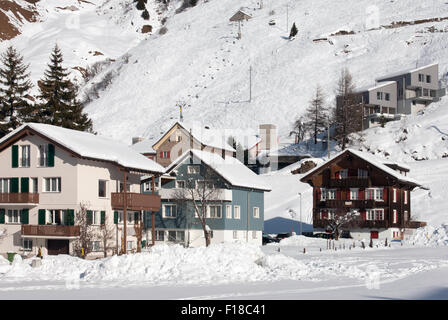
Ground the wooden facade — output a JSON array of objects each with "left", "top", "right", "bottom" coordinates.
[{"left": 300, "top": 150, "right": 425, "bottom": 234}]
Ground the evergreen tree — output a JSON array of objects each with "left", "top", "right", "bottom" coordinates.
[
  {"left": 304, "top": 85, "right": 328, "bottom": 145},
  {"left": 135, "top": 0, "right": 146, "bottom": 10},
  {"left": 142, "top": 9, "right": 150, "bottom": 20},
  {"left": 0, "top": 46, "right": 33, "bottom": 135},
  {"left": 289, "top": 22, "right": 298, "bottom": 39},
  {"left": 36, "top": 44, "right": 92, "bottom": 132}
]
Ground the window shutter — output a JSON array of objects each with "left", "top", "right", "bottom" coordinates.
[
  {"left": 66, "top": 209, "right": 75, "bottom": 226},
  {"left": 383, "top": 188, "right": 388, "bottom": 202},
  {"left": 114, "top": 211, "right": 118, "bottom": 224},
  {"left": 336, "top": 190, "right": 341, "bottom": 200},
  {"left": 317, "top": 189, "right": 321, "bottom": 201},
  {"left": 10, "top": 178, "right": 19, "bottom": 193},
  {"left": 0, "top": 209, "right": 5, "bottom": 224},
  {"left": 134, "top": 211, "right": 139, "bottom": 222},
  {"left": 11, "top": 145, "right": 18, "bottom": 168},
  {"left": 21, "top": 209, "right": 29, "bottom": 225},
  {"left": 358, "top": 189, "right": 364, "bottom": 200},
  {"left": 160, "top": 152, "right": 163, "bottom": 158},
  {"left": 361, "top": 210, "right": 366, "bottom": 220},
  {"left": 47, "top": 144, "right": 55, "bottom": 167},
  {"left": 21, "top": 177, "right": 29, "bottom": 193},
  {"left": 167, "top": 151, "right": 170, "bottom": 159},
  {"left": 101, "top": 211, "right": 105, "bottom": 225},
  {"left": 87, "top": 210, "right": 93, "bottom": 225},
  {"left": 38, "top": 209, "right": 46, "bottom": 225}
]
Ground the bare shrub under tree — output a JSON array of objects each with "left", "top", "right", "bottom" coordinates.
[
  {"left": 325, "top": 210, "right": 360, "bottom": 240},
  {"left": 73, "top": 202, "right": 95, "bottom": 259},
  {"left": 99, "top": 214, "right": 115, "bottom": 257}
]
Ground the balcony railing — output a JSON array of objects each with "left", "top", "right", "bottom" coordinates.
[
  {"left": 158, "top": 188, "right": 233, "bottom": 201},
  {"left": 328, "top": 178, "right": 369, "bottom": 188},
  {"left": 405, "top": 221, "right": 427, "bottom": 229},
  {"left": 111, "top": 192, "right": 161, "bottom": 211},
  {"left": 0, "top": 193, "right": 39, "bottom": 204},
  {"left": 21, "top": 225, "right": 80, "bottom": 238},
  {"left": 317, "top": 199, "right": 385, "bottom": 209}
]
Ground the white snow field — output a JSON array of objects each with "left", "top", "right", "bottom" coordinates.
[{"left": 0, "top": 237, "right": 447, "bottom": 300}]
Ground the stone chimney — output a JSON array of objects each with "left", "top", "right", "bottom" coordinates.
[{"left": 259, "top": 124, "right": 278, "bottom": 152}]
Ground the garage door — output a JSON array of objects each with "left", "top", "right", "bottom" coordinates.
[{"left": 47, "top": 240, "right": 69, "bottom": 255}]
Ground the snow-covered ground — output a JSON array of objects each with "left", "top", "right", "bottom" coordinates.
[{"left": 0, "top": 235, "right": 447, "bottom": 299}]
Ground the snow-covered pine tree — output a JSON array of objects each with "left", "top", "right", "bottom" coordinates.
[
  {"left": 304, "top": 85, "right": 328, "bottom": 145},
  {"left": 0, "top": 46, "right": 33, "bottom": 136},
  {"left": 36, "top": 45, "right": 92, "bottom": 132},
  {"left": 289, "top": 22, "right": 298, "bottom": 39}
]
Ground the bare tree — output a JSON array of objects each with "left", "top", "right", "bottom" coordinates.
[
  {"left": 133, "top": 212, "right": 144, "bottom": 253},
  {"left": 325, "top": 210, "right": 360, "bottom": 240},
  {"left": 290, "top": 116, "right": 307, "bottom": 144},
  {"left": 173, "top": 166, "right": 223, "bottom": 247},
  {"left": 304, "top": 85, "right": 329, "bottom": 145},
  {"left": 73, "top": 202, "right": 95, "bottom": 259},
  {"left": 333, "top": 68, "right": 362, "bottom": 150},
  {"left": 99, "top": 214, "right": 115, "bottom": 257}
]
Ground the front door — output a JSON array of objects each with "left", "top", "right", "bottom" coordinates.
[
  {"left": 370, "top": 231, "right": 379, "bottom": 239},
  {"left": 47, "top": 240, "right": 69, "bottom": 255}
]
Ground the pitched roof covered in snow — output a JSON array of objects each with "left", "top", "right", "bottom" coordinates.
[
  {"left": 0, "top": 123, "right": 165, "bottom": 174},
  {"left": 165, "top": 149, "right": 271, "bottom": 191},
  {"left": 300, "top": 149, "right": 421, "bottom": 187},
  {"left": 130, "top": 138, "right": 157, "bottom": 154}
]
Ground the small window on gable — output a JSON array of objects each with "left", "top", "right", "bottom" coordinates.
[{"left": 187, "top": 165, "right": 200, "bottom": 174}]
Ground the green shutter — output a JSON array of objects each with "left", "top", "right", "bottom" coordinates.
[
  {"left": 21, "top": 177, "right": 29, "bottom": 193},
  {"left": 0, "top": 209, "right": 5, "bottom": 224},
  {"left": 47, "top": 144, "right": 55, "bottom": 167},
  {"left": 11, "top": 145, "right": 18, "bottom": 168},
  {"left": 87, "top": 210, "right": 93, "bottom": 225},
  {"left": 66, "top": 209, "right": 74, "bottom": 226},
  {"left": 114, "top": 211, "right": 118, "bottom": 224},
  {"left": 10, "top": 178, "right": 19, "bottom": 193},
  {"left": 21, "top": 209, "right": 29, "bottom": 225},
  {"left": 134, "top": 211, "right": 139, "bottom": 222},
  {"left": 38, "top": 209, "right": 46, "bottom": 225},
  {"left": 100, "top": 211, "right": 105, "bottom": 225}
]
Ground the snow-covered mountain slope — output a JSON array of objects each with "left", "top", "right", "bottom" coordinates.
[
  {"left": 80, "top": 0, "right": 448, "bottom": 143},
  {"left": 0, "top": 0, "right": 177, "bottom": 87}
]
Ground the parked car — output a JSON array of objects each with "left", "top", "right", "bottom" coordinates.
[
  {"left": 340, "top": 230, "right": 352, "bottom": 239},
  {"left": 275, "top": 233, "right": 291, "bottom": 240},
  {"left": 313, "top": 232, "right": 334, "bottom": 239},
  {"left": 262, "top": 233, "right": 280, "bottom": 245}
]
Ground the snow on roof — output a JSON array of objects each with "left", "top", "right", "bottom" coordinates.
[
  {"left": 302, "top": 149, "right": 420, "bottom": 186},
  {"left": 166, "top": 149, "right": 271, "bottom": 191},
  {"left": 376, "top": 63, "right": 438, "bottom": 81},
  {"left": 130, "top": 138, "right": 156, "bottom": 154},
  {"left": 0, "top": 123, "right": 165, "bottom": 174},
  {"left": 354, "top": 81, "right": 396, "bottom": 93}
]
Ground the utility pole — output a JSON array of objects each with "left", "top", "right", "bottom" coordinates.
[
  {"left": 299, "top": 192, "right": 302, "bottom": 235},
  {"left": 249, "top": 66, "right": 252, "bottom": 103},
  {"left": 238, "top": 20, "right": 242, "bottom": 39},
  {"left": 327, "top": 118, "right": 331, "bottom": 159}
]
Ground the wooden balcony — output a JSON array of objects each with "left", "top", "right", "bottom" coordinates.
[
  {"left": 318, "top": 199, "right": 384, "bottom": 209},
  {"left": 0, "top": 193, "right": 39, "bottom": 204},
  {"left": 111, "top": 192, "right": 161, "bottom": 211},
  {"left": 405, "top": 221, "right": 427, "bottom": 229},
  {"left": 21, "top": 225, "right": 80, "bottom": 238},
  {"left": 327, "top": 178, "right": 369, "bottom": 188}
]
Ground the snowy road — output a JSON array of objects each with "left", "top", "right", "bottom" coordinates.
[{"left": 0, "top": 241, "right": 447, "bottom": 300}]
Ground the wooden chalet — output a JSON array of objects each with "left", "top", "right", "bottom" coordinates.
[{"left": 300, "top": 149, "right": 425, "bottom": 240}]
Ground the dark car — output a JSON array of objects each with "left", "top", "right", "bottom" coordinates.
[
  {"left": 275, "top": 233, "right": 292, "bottom": 240},
  {"left": 313, "top": 232, "right": 334, "bottom": 239},
  {"left": 340, "top": 230, "right": 352, "bottom": 239},
  {"left": 262, "top": 234, "right": 280, "bottom": 245}
]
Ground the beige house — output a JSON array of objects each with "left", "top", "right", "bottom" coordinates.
[{"left": 0, "top": 123, "right": 164, "bottom": 258}]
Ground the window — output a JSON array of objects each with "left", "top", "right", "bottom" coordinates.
[
  {"left": 90, "top": 241, "right": 101, "bottom": 252},
  {"left": 168, "top": 231, "right": 177, "bottom": 241},
  {"left": 7, "top": 209, "right": 20, "bottom": 224},
  {"left": 144, "top": 182, "right": 152, "bottom": 192},
  {"left": 46, "top": 210, "right": 66, "bottom": 225},
  {"left": 365, "top": 189, "right": 375, "bottom": 200},
  {"left": 375, "top": 188, "right": 383, "bottom": 201},
  {"left": 92, "top": 211, "right": 102, "bottom": 225},
  {"left": 327, "top": 189, "right": 336, "bottom": 200},
  {"left": 226, "top": 205, "right": 232, "bottom": 219},
  {"left": 163, "top": 204, "right": 177, "bottom": 218},
  {"left": 233, "top": 230, "right": 238, "bottom": 239},
  {"left": 197, "top": 180, "right": 214, "bottom": 189},
  {"left": 366, "top": 209, "right": 384, "bottom": 221},
  {"left": 358, "top": 169, "right": 368, "bottom": 178},
  {"left": 320, "top": 188, "right": 327, "bottom": 201},
  {"left": 119, "top": 182, "right": 130, "bottom": 192},
  {"left": 377, "top": 92, "right": 383, "bottom": 100},
  {"left": 385, "top": 93, "right": 390, "bottom": 101},
  {"left": 253, "top": 207, "right": 260, "bottom": 218},
  {"left": 44, "top": 178, "right": 61, "bottom": 192},
  {"left": 0, "top": 179, "right": 10, "bottom": 193},
  {"left": 418, "top": 73, "right": 424, "bottom": 82},
  {"left": 98, "top": 180, "right": 107, "bottom": 198},
  {"left": 176, "top": 231, "right": 185, "bottom": 241},
  {"left": 426, "top": 75, "right": 431, "bottom": 83},
  {"left": 339, "top": 169, "right": 348, "bottom": 179},
  {"left": 23, "top": 239, "right": 32, "bottom": 251},
  {"left": 393, "top": 189, "right": 397, "bottom": 203},
  {"left": 350, "top": 189, "right": 358, "bottom": 200},
  {"left": 19, "top": 145, "right": 30, "bottom": 167},
  {"left": 365, "top": 188, "right": 383, "bottom": 201},
  {"left": 187, "top": 166, "right": 200, "bottom": 174},
  {"left": 176, "top": 180, "right": 185, "bottom": 188},
  {"left": 38, "top": 145, "right": 48, "bottom": 167},
  {"left": 127, "top": 241, "right": 133, "bottom": 250},
  {"left": 127, "top": 212, "right": 134, "bottom": 224},
  {"left": 31, "top": 178, "right": 38, "bottom": 193},
  {"left": 234, "top": 206, "right": 241, "bottom": 219},
  {"left": 209, "top": 205, "right": 222, "bottom": 219},
  {"left": 327, "top": 209, "right": 336, "bottom": 220},
  {"left": 156, "top": 230, "right": 165, "bottom": 241},
  {"left": 393, "top": 210, "right": 398, "bottom": 224},
  {"left": 404, "top": 190, "right": 408, "bottom": 204},
  {"left": 423, "top": 88, "right": 429, "bottom": 97}
]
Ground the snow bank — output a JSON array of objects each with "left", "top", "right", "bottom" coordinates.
[
  {"left": 278, "top": 235, "right": 327, "bottom": 247},
  {"left": 408, "top": 224, "right": 448, "bottom": 247}
]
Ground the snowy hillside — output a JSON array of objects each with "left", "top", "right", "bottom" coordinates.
[{"left": 80, "top": 0, "right": 448, "bottom": 143}]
